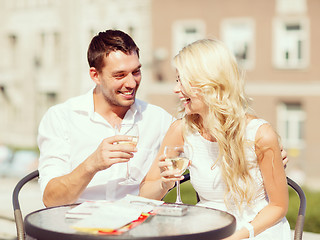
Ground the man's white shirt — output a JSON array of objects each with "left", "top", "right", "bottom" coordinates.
[{"left": 38, "top": 88, "right": 173, "bottom": 202}]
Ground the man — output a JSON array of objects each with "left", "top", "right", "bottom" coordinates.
[{"left": 38, "top": 30, "right": 173, "bottom": 207}]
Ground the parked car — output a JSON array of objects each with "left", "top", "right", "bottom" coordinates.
[
  {"left": 0, "top": 145, "right": 13, "bottom": 177},
  {"left": 0, "top": 149, "right": 38, "bottom": 178}
]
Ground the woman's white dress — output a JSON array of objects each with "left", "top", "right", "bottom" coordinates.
[{"left": 186, "top": 119, "right": 291, "bottom": 239}]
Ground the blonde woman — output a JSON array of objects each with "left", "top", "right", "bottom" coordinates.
[{"left": 139, "top": 39, "right": 291, "bottom": 239}]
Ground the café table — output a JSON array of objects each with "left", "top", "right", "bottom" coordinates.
[{"left": 24, "top": 203, "right": 236, "bottom": 240}]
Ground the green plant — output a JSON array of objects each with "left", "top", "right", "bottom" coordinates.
[
  {"left": 164, "top": 181, "right": 198, "bottom": 205},
  {"left": 287, "top": 187, "right": 320, "bottom": 233}
]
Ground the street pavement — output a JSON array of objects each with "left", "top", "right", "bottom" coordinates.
[{"left": 1, "top": 177, "right": 319, "bottom": 240}]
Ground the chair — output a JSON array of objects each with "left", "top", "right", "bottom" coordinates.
[
  {"left": 12, "top": 170, "right": 39, "bottom": 240},
  {"left": 179, "top": 173, "right": 306, "bottom": 240},
  {"left": 287, "top": 176, "right": 306, "bottom": 240}
]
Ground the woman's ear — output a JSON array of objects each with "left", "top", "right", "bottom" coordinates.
[{"left": 89, "top": 67, "right": 100, "bottom": 85}]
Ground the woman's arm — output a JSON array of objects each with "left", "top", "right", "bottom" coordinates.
[
  {"left": 226, "top": 124, "right": 289, "bottom": 239},
  {"left": 251, "top": 124, "right": 289, "bottom": 233},
  {"left": 139, "top": 119, "right": 184, "bottom": 200}
]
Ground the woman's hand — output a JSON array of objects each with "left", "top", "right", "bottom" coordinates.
[{"left": 158, "top": 154, "right": 185, "bottom": 191}]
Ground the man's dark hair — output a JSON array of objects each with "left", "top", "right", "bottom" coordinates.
[{"left": 87, "top": 29, "right": 140, "bottom": 72}]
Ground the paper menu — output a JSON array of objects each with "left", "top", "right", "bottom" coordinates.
[
  {"left": 65, "top": 200, "right": 110, "bottom": 219},
  {"left": 71, "top": 203, "right": 143, "bottom": 230},
  {"left": 67, "top": 195, "right": 164, "bottom": 232},
  {"left": 116, "top": 194, "right": 164, "bottom": 213}
]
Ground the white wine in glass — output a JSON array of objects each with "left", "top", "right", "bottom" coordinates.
[
  {"left": 164, "top": 145, "right": 191, "bottom": 204},
  {"left": 165, "top": 157, "right": 189, "bottom": 175},
  {"left": 114, "top": 123, "right": 139, "bottom": 185}
]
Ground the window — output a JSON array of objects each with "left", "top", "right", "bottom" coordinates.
[
  {"left": 277, "top": 102, "right": 305, "bottom": 148},
  {"left": 53, "top": 32, "right": 61, "bottom": 64},
  {"left": 127, "top": 26, "right": 135, "bottom": 37},
  {"left": 8, "top": 34, "right": 18, "bottom": 66},
  {"left": 172, "top": 20, "right": 206, "bottom": 58},
  {"left": 46, "top": 92, "right": 57, "bottom": 104},
  {"left": 276, "top": 0, "right": 307, "bottom": 14},
  {"left": 221, "top": 18, "right": 255, "bottom": 70},
  {"left": 0, "top": 85, "right": 8, "bottom": 101},
  {"left": 36, "top": 31, "right": 61, "bottom": 68},
  {"left": 273, "top": 17, "right": 309, "bottom": 69}
]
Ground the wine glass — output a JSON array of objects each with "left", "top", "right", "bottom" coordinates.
[
  {"left": 164, "top": 145, "right": 191, "bottom": 204},
  {"left": 114, "top": 123, "right": 139, "bottom": 185}
]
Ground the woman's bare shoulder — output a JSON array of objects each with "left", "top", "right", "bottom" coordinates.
[
  {"left": 169, "top": 118, "right": 183, "bottom": 131},
  {"left": 162, "top": 118, "right": 184, "bottom": 146},
  {"left": 256, "top": 123, "right": 278, "bottom": 147}
]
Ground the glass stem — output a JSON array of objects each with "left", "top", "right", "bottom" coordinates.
[
  {"left": 175, "top": 180, "right": 183, "bottom": 204},
  {"left": 126, "top": 162, "right": 130, "bottom": 179}
]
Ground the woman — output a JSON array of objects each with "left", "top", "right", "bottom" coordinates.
[{"left": 139, "top": 39, "right": 291, "bottom": 239}]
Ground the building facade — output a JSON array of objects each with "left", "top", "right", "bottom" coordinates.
[
  {"left": 0, "top": 0, "right": 153, "bottom": 147},
  {"left": 148, "top": 0, "right": 320, "bottom": 187},
  {"left": 0, "top": 0, "right": 319, "bottom": 187}
]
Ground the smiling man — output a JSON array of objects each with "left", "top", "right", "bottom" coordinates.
[{"left": 37, "top": 30, "right": 173, "bottom": 207}]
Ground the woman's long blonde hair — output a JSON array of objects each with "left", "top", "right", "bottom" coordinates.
[{"left": 174, "top": 39, "right": 256, "bottom": 209}]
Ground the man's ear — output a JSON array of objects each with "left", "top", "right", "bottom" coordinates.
[{"left": 89, "top": 67, "right": 100, "bottom": 84}]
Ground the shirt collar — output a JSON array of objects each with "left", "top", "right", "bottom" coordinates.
[
  {"left": 123, "top": 100, "right": 140, "bottom": 123},
  {"left": 70, "top": 87, "right": 95, "bottom": 114}
]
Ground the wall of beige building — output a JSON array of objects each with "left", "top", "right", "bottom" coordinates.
[
  {"left": 151, "top": 0, "right": 320, "bottom": 82},
  {"left": 144, "top": 0, "right": 320, "bottom": 186}
]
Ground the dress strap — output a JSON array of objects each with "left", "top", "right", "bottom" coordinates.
[{"left": 246, "top": 119, "right": 269, "bottom": 142}]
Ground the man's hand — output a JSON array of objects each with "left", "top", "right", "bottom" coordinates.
[
  {"left": 280, "top": 145, "right": 288, "bottom": 168},
  {"left": 87, "top": 135, "right": 137, "bottom": 174}
]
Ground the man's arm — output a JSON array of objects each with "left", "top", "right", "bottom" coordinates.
[
  {"left": 280, "top": 144, "right": 288, "bottom": 167},
  {"left": 38, "top": 107, "right": 137, "bottom": 207},
  {"left": 42, "top": 157, "right": 95, "bottom": 206},
  {"left": 42, "top": 135, "right": 137, "bottom": 207}
]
